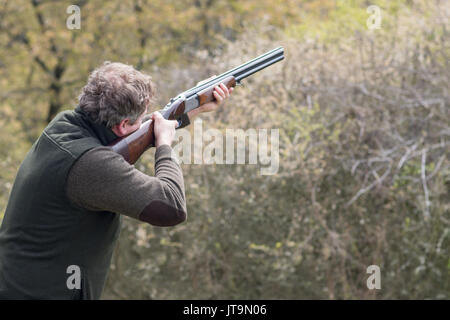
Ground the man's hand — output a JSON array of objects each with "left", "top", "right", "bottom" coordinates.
[
  {"left": 196, "top": 75, "right": 233, "bottom": 113},
  {"left": 187, "top": 76, "right": 233, "bottom": 120},
  {"left": 152, "top": 111, "right": 178, "bottom": 148},
  {"left": 199, "top": 82, "right": 233, "bottom": 113}
]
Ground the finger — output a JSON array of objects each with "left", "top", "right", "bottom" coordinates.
[
  {"left": 219, "top": 83, "right": 229, "bottom": 97},
  {"left": 214, "top": 85, "right": 225, "bottom": 98},
  {"left": 152, "top": 111, "right": 163, "bottom": 121},
  {"left": 153, "top": 111, "right": 162, "bottom": 118},
  {"left": 213, "top": 91, "right": 223, "bottom": 103}
]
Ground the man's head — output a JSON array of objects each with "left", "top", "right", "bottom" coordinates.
[{"left": 78, "top": 62, "right": 156, "bottom": 137}]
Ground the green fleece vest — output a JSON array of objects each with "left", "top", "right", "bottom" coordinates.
[{"left": 0, "top": 106, "right": 121, "bottom": 299}]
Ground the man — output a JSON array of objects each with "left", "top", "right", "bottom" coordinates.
[{"left": 0, "top": 62, "right": 232, "bottom": 299}]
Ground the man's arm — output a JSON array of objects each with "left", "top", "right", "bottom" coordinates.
[{"left": 66, "top": 144, "right": 186, "bottom": 227}]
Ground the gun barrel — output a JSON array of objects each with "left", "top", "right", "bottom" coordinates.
[
  {"left": 183, "top": 47, "right": 284, "bottom": 98},
  {"left": 234, "top": 51, "right": 284, "bottom": 81}
]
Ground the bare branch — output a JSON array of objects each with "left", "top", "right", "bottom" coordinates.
[{"left": 421, "top": 149, "right": 431, "bottom": 219}]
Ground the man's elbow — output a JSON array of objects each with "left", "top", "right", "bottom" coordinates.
[
  {"left": 138, "top": 200, "right": 187, "bottom": 227},
  {"left": 166, "top": 207, "right": 187, "bottom": 226}
]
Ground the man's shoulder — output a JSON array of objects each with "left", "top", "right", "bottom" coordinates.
[
  {"left": 66, "top": 146, "right": 134, "bottom": 208},
  {"left": 74, "top": 146, "right": 130, "bottom": 174},
  {"left": 43, "top": 110, "right": 102, "bottom": 159}
]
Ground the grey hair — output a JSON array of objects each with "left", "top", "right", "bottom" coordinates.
[{"left": 78, "top": 61, "right": 156, "bottom": 128}]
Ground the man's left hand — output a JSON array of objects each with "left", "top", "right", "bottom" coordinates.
[{"left": 198, "top": 82, "right": 233, "bottom": 113}]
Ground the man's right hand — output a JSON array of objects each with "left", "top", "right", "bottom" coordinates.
[{"left": 152, "top": 112, "right": 178, "bottom": 148}]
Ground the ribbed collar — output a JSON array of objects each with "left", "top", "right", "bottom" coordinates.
[{"left": 74, "top": 105, "right": 119, "bottom": 146}]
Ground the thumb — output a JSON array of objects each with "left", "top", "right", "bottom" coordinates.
[
  {"left": 169, "top": 119, "right": 179, "bottom": 128},
  {"left": 152, "top": 111, "right": 163, "bottom": 121}
]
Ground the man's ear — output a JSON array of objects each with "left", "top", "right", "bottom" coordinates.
[{"left": 111, "top": 118, "right": 130, "bottom": 137}]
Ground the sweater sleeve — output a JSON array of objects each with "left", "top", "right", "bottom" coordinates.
[{"left": 65, "top": 144, "right": 187, "bottom": 226}]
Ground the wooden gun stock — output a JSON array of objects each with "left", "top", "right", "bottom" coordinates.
[{"left": 108, "top": 120, "right": 155, "bottom": 165}]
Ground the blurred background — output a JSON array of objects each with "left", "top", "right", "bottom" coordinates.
[{"left": 0, "top": 0, "right": 448, "bottom": 299}]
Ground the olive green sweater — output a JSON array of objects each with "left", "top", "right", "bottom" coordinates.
[{"left": 66, "top": 144, "right": 187, "bottom": 227}]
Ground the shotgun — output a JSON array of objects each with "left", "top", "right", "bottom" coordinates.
[{"left": 109, "top": 47, "right": 285, "bottom": 164}]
